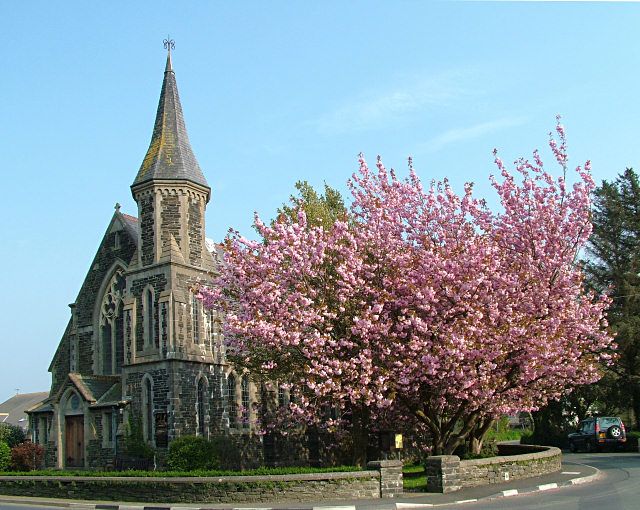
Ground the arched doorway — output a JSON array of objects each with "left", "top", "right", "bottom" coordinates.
[{"left": 62, "top": 391, "right": 84, "bottom": 467}]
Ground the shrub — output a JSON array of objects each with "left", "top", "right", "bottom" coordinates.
[
  {"left": 166, "top": 436, "right": 219, "bottom": 471},
  {"left": 0, "top": 441, "right": 10, "bottom": 471},
  {"left": 124, "top": 415, "right": 154, "bottom": 460},
  {"left": 209, "top": 435, "right": 241, "bottom": 470},
  {"left": 11, "top": 441, "right": 44, "bottom": 471},
  {"left": 0, "top": 424, "right": 26, "bottom": 448}
]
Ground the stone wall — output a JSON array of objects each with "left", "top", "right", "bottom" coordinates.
[
  {"left": 425, "top": 444, "right": 561, "bottom": 493},
  {"left": 0, "top": 469, "right": 392, "bottom": 503}
]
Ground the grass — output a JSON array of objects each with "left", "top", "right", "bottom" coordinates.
[
  {"left": 0, "top": 465, "right": 361, "bottom": 477},
  {"left": 403, "top": 463, "right": 427, "bottom": 492}
]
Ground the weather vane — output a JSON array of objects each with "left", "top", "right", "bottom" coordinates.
[{"left": 164, "top": 36, "right": 175, "bottom": 52}]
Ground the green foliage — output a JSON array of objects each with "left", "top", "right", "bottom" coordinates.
[
  {"left": 275, "top": 181, "right": 347, "bottom": 230},
  {"left": 166, "top": 435, "right": 219, "bottom": 471},
  {"left": 0, "top": 441, "right": 10, "bottom": 471},
  {"left": 455, "top": 439, "right": 499, "bottom": 460},
  {"left": 124, "top": 415, "right": 154, "bottom": 460},
  {"left": 583, "top": 168, "right": 640, "bottom": 427},
  {"left": 0, "top": 424, "right": 26, "bottom": 448},
  {"left": 0, "top": 465, "right": 360, "bottom": 477},
  {"left": 10, "top": 441, "right": 44, "bottom": 471},
  {"left": 484, "top": 416, "right": 530, "bottom": 442},
  {"left": 520, "top": 400, "right": 570, "bottom": 448}
]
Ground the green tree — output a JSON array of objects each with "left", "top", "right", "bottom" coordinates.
[
  {"left": 275, "top": 181, "right": 347, "bottom": 229},
  {"left": 584, "top": 168, "right": 640, "bottom": 428},
  {"left": 0, "top": 424, "right": 25, "bottom": 449},
  {"left": 0, "top": 441, "right": 10, "bottom": 471}
]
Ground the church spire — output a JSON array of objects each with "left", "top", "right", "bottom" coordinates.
[{"left": 132, "top": 40, "right": 209, "bottom": 194}]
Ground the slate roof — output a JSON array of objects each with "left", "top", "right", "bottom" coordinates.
[
  {"left": 132, "top": 52, "right": 209, "bottom": 190},
  {"left": 120, "top": 213, "right": 140, "bottom": 241},
  {"left": 92, "top": 382, "right": 123, "bottom": 408},
  {"left": 67, "top": 374, "right": 120, "bottom": 403},
  {"left": 0, "top": 392, "right": 49, "bottom": 429}
]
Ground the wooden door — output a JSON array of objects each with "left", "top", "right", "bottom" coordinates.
[{"left": 65, "top": 416, "right": 84, "bottom": 467}]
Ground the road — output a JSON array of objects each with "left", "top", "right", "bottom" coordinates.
[
  {"left": 436, "top": 451, "right": 640, "bottom": 510},
  {"left": 0, "top": 452, "right": 639, "bottom": 510}
]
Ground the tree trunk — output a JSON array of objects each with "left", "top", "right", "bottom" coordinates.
[
  {"left": 350, "top": 405, "right": 370, "bottom": 467},
  {"left": 468, "top": 418, "right": 495, "bottom": 455}
]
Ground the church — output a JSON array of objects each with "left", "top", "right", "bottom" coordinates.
[{"left": 27, "top": 48, "right": 291, "bottom": 469}]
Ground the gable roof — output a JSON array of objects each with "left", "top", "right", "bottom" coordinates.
[
  {"left": 0, "top": 392, "right": 49, "bottom": 428},
  {"left": 132, "top": 52, "right": 209, "bottom": 192}
]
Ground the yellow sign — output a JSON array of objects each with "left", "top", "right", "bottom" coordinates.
[{"left": 395, "top": 433, "right": 403, "bottom": 449}]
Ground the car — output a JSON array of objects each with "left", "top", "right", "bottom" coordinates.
[{"left": 568, "top": 416, "right": 627, "bottom": 453}]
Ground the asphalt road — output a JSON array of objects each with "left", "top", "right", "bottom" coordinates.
[{"left": 435, "top": 451, "right": 640, "bottom": 510}]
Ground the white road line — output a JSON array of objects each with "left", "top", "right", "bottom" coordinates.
[
  {"left": 313, "top": 507, "right": 356, "bottom": 510},
  {"left": 561, "top": 471, "right": 581, "bottom": 475},
  {"left": 538, "top": 483, "right": 558, "bottom": 491},
  {"left": 502, "top": 489, "right": 519, "bottom": 497},
  {"left": 455, "top": 499, "right": 478, "bottom": 504},
  {"left": 395, "top": 504, "right": 434, "bottom": 509}
]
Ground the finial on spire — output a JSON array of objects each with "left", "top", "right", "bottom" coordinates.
[
  {"left": 164, "top": 36, "right": 175, "bottom": 52},
  {"left": 163, "top": 36, "right": 175, "bottom": 72},
  {"left": 115, "top": 202, "right": 121, "bottom": 212}
]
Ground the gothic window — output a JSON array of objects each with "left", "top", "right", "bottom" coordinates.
[
  {"left": 227, "top": 373, "right": 237, "bottom": 428},
  {"left": 114, "top": 231, "right": 121, "bottom": 249},
  {"left": 143, "top": 286, "right": 155, "bottom": 349},
  {"left": 196, "top": 377, "right": 207, "bottom": 437},
  {"left": 192, "top": 293, "right": 201, "bottom": 344},
  {"left": 142, "top": 376, "right": 154, "bottom": 444},
  {"left": 102, "top": 411, "right": 114, "bottom": 448},
  {"left": 100, "top": 269, "right": 126, "bottom": 375},
  {"left": 241, "top": 375, "right": 250, "bottom": 429}
]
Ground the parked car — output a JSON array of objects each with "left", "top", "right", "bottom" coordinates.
[{"left": 568, "top": 416, "right": 627, "bottom": 452}]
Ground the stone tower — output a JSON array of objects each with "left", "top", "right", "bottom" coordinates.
[{"left": 122, "top": 48, "right": 221, "bottom": 446}]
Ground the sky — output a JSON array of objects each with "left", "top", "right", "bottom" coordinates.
[{"left": 2, "top": 1, "right": 640, "bottom": 402}]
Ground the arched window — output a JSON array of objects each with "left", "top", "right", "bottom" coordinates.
[
  {"left": 99, "top": 269, "right": 125, "bottom": 374},
  {"left": 227, "top": 373, "right": 237, "bottom": 428},
  {"left": 192, "top": 293, "right": 201, "bottom": 344},
  {"left": 197, "top": 377, "right": 207, "bottom": 437},
  {"left": 241, "top": 375, "right": 250, "bottom": 429},
  {"left": 142, "top": 376, "right": 154, "bottom": 444},
  {"left": 144, "top": 286, "right": 155, "bottom": 349}
]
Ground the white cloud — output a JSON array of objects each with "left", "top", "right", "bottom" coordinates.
[
  {"left": 421, "top": 117, "right": 527, "bottom": 153},
  {"left": 313, "top": 72, "right": 471, "bottom": 136}
]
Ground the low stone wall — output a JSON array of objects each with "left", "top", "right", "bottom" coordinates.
[
  {"left": 425, "top": 444, "right": 561, "bottom": 493},
  {"left": 0, "top": 461, "right": 403, "bottom": 503}
]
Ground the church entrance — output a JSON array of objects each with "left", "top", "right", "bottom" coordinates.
[{"left": 65, "top": 415, "right": 84, "bottom": 467}]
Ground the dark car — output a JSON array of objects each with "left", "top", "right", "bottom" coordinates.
[{"left": 568, "top": 416, "right": 627, "bottom": 452}]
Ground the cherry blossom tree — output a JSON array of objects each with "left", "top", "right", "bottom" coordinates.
[{"left": 199, "top": 120, "right": 614, "bottom": 456}]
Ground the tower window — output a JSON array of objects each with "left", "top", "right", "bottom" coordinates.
[
  {"left": 144, "top": 287, "right": 155, "bottom": 348},
  {"left": 192, "top": 293, "right": 200, "bottom": 344},
  {"left": 227, "top": 374, "right": 237, "bottom": 428},
  {"left": 197, "top": 377, "right": 207, "bottom": 437},
  {"left": 143, "top": 376, "right": 153, "bottom": 444},
  {"left": 241, "top": 375, "right": 250, "bottom": 429}
]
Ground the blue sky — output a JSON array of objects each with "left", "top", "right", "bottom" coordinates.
[{"left": 2, "top": 1, "right": 640, "bottom": 400}]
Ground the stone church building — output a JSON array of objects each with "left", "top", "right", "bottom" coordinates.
[{"left": 27, "top": 50, "right": 291, "bottom": 469}]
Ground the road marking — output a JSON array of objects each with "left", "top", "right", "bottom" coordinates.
[
  {"left": 538, "top": 483, "right": 558, "bottom": 491},
  {"left": 313, "top": 507, "right": 356, "bottom": 510},
  {"left": 561, "top": 471, "right": 581, "bottom": 474},
  {"left": 502, "top": 489, "right": 519, "bottom": 497},
  {"left": 455, "top": 499, "right": 478, "bottom": 504},
  {"left": 395, "top": 504, "right": 434, "bottom": 509}
]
